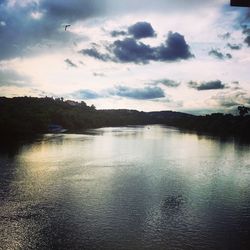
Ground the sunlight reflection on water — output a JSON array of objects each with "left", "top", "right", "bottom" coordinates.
[{"left": 0, "top": 125, "right": 250, "bottom": 249}]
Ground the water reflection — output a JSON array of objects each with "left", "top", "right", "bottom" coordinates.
[{"left": 0, "top": 125, "right": 250, "bottom": 249}]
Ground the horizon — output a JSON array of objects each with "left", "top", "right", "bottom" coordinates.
[
  {"left": 2, "top": 95, "right": 248, "bottom": 116},
  {"left": 0, "top": 0, "right": 249, "bottom": 115}
]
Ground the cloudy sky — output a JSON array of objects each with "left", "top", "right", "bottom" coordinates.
[{"left": 0, "top": 0, "right": 249, "bottom": 114}]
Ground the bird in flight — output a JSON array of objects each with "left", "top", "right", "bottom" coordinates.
[{"left": 64, "top": 24, "right": 71, "bottom": 31}]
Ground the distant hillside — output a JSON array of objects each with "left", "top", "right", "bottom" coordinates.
[
  {"left": 0, "top": 97, "right": 249, "bottom": 139},
  {"left": 148, "top": 111, "right": 194, "bottom": 120}
]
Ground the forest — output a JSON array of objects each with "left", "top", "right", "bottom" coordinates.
[{"left": 0, "top": 96, "right": 249, "bottom": 139}]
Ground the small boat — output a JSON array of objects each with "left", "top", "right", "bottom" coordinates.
[{"left": 48, "top": 124, "right": 67, "bottom": 133}]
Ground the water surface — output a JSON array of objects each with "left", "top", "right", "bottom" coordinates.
[{"left": 1, "top": 125, "right": 250, "bottom": 249}]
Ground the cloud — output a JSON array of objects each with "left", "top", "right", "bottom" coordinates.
[
  {"left": 128, "top": 22, "right": 156, "bottom": 39},
  {"left": 242, "top": 27, "right": 250, "bottom": 35},
  {"left": 110, "top": 21, "right": 156, "bottom": 40},
  {"left": 227, "top": 43, "right": 242, "bottom": 50},
  {"left": 103, "top": 0, "right": 225, "bottom": 16},
  {"left": 70, "top": 85, "right": 165, "bottom": 100},
  {"left": 218, "top": 32, "right": 231, "bottom": 40},
  {"left": 156, "top": 31, "right": 194, "bottom": 61},
  {"left": 208, "top": 49, "right": 232, "bottom": 60},
  {"left": 232, "top": 81, "right": 239, "bottom": 85},
  {"left": 239, "top": 9, "right": 250, "bottom": 46},
  {"left": 188, "top": 80, "right": 226, "bottom": 90},
  {"left": 210, "top": 90, "right": 250, "bottom": 109},
  {"left": 40, "top": 0, "right": 104, "bottom": 22},
  {"left": 0, "top": 20, "right": 6, "bottom": 26},
  {"left": 64, "top": 58, "right": 77, "bottom": 67},
  {"left": 238, "top": 8, "right": 250, "bottom": 24},
  {"left": 242, "top": 26, "right": 250, "bottom": 46},
  {"left": 72, "top": 89, "right": 101, "bottom": 99},
  {"left": 111, "top": 38, "right": 154, "bottom": 64},
  {"left": 0, "top": 0, "right": 101, "bottom": 60},
  {"left": 0, "top": 1, "right": 207, "bottom": 61},
  {"left": 0, "top": 69, "right": 30, "bottom": 87},
  {"left": 108, "top": 85, "right": 165, "bottom": 99},
  {"left": 244, "top": 36, "right": 250, "bottom": 46},
  {"left": 78, "top": 48, "right": 111, "bottom": 62},
  {"left": 82, "top": 31, "right": 193, "bottom": 64},
  {"left": 151, "top": 79, "right": 180, "bottom": 88},
  {"left": 93, "top": 72, "right": 106, "bottom": 77},
  {"left": 111, "top": 30, "right": 127, "bottom": 37}
]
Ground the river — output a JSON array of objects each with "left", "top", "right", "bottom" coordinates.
[{"left": 0, "top": 125, "right": 250, "bottom": 249}]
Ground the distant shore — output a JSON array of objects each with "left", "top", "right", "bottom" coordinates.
[{"left": 1, "top": 96, "right": 249, "bottom": 141}]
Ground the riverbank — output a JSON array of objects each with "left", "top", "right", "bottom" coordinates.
[{"left": 1, "top": 96, "right": 249, "bottom": 141}]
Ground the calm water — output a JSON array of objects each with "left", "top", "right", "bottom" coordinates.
[{"left": 1, "top": 125, "right": 250, "bottom": 250}]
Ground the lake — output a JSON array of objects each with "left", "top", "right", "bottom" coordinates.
[{"left": 0, "top": 125, "right": 250, "bottom": 250}]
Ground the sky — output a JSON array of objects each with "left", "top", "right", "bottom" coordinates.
[{"left": 0, "top": 0, "right": 249, "bottom": 114}]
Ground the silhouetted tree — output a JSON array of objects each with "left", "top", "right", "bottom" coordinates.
[
  {"left": 238, "top": 106, "right": 249, "bottom": 117},
  {"left": 1, "top": 97, "right": 250, "bottom": 139},
  {"left": 90, "top": 104, "right": 96, "bottom": 110}
]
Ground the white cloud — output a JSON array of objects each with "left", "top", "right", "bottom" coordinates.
[
  {"left": 0, "top": 21, "right": 6, "bottom": 26},
  {"left": 6, "top": 0, "right": 40, "bottom": 8},
  {"left": 30, "top": 11, "right": 43, "bottom": 20}
]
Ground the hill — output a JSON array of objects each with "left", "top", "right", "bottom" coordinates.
[{"left": 0, "top": 96, "right": 249, "bottom": 139}]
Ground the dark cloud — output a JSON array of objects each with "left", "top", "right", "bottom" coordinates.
[
  {"left": 0, "top": 69, "right": 30, "bottom": 87},
  {"left": 242, "top": 26, "right": 250, "bottom": 35},
  {"left": 243, "top": 27, "right": 250, "bottom": 46},
  {"left": 208, "top": 49, "right": 232, "bottom": 60},
  {"left": 109, "top": 85, "right": 165, "bottom": 99},
  {"left": 227, "top": 43, "right": 242, "bottom": 50},
  {"left": 188, "top": 80, "right": 226, "bottom": 91},
  {"left": 82, "top": 31, "right": 193, "bottom": 64},
  {"left": 128, "top": 22, "right": 156, "bottom": 39},
  {"left": 222, "top": 8, "right": 250, "bottom": 49},
  {"left": 240, "top": 10, "right": 250, "bottom": 46},
  {"left": 112, "top": 38, "right": 155, "bottom": 63},
  {"left": 208, "top": 49, "right": 224, "bottom": 59},
  {"left": 40, "top": 0, "right": 104, "bottom": 22},
  {"left": 209, "top": 49, "right": 224, "bottom": 59},
  {"left": 242, "top": 25, "right": 250, "bottom": 46},
  {"left": 151, "top": 79, "right": 180, "bottom": 88},
  {"left": 79, "top": 48, "right": 111, "bottom": 62},
  {"left": 72, "top": 89, "right": 101, "bottom": 99},
  {"left": 64, "top": 59, "right": 77, "bottom": 67},
  {"left": 0, "top": 0, "right": 101, "bottom": 60},
  {"left": 156, "top": 32, "right": 194, "bottom": 61},
  {"left": 0, "top": 1, "right": 200, "bottom": 61},
  {"left": 244, "top": 36, "right": 250, "bottom": 46},
  {"left": 111, "top": 30, "right": 127, "bottom": 37}
]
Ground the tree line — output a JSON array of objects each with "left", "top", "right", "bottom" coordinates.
[{"left": 0, "top": 96, "right": 249, "bottom": 139}]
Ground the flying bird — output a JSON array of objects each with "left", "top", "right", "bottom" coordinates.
[{"left": 64, "top": 24, "right": 71, "bottom": 31}]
